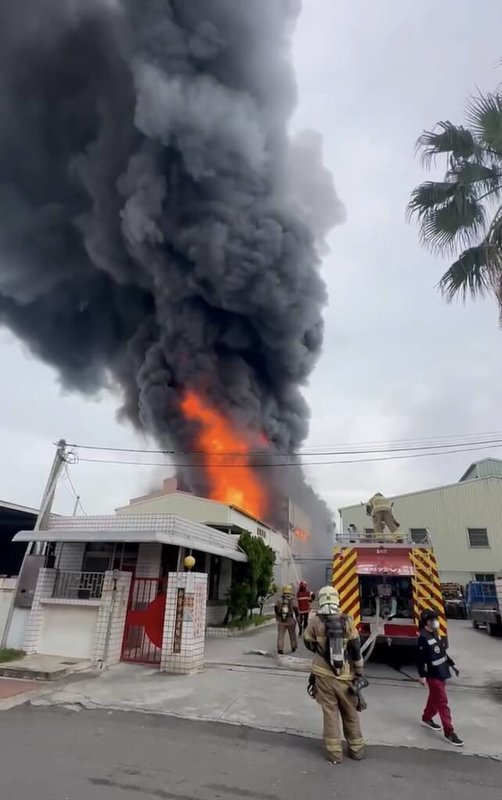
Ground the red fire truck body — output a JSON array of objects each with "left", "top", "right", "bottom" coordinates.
[{"left": 332, "top": 532, "right": 447, "bottom": 646}]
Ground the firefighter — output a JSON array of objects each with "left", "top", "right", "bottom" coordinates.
[
  {"left": 418, "top": 609, "right": 463, "bottom": 746},
  {"left": 274, "top": 584, "right": 298, "bottom": 654},
  {"left": 365, "top": 492, "right": 402, "bottom": 540},
  {"left": 296, "top": 580, "right": 312, "bottom": 634},
  {"left": 304, "top": 585, "right": 365, "bottom": 763}
]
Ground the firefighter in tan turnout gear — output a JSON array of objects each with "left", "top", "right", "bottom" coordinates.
[
  {"left": 365, "top": 492, "right": 401, "bottom": 539},
  {"left": 304, "top": 586, "right": 366, "bottom": 764},
  {"left": 274, "top": 585, "right": 298, "bottom": 654}
]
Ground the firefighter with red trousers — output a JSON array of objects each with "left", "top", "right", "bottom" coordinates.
[
  {"left": 417, "top": 609, "right": 463, "bottom": 747},
  {"left": 297, "top": 581, "right": 313, "bottom": 634}
]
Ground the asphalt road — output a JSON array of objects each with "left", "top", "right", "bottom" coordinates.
[{"left": 0, "top": 706, "right": 501, "bottom": 800}]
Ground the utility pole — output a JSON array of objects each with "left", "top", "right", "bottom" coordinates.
[{"left": 0, "top": 439, "right": 68, "bottom": 648}]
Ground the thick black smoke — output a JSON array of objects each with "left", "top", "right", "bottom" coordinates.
[{"left": 0, "top": 0, "right": 344, "bottom": 557}]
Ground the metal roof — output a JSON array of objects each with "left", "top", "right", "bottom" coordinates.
[
  {"left": 0, "top": 499, "right": 39, "bottom": 516},
  {"left": 338, "top": 474, "right": 502, "bottom": 513},
  {"left": 458, "top": 457, "right": 502, "bottom": 483},
  {"left": 13, "top": 513, "right": 247, "bottom": 563}
]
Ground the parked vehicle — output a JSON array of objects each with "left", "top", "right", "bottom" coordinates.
[
  {"left": 332, "top": 529, "right": 447, "bottom": 648},
  {"left": 465, "top": 580, "right": 502, "bottom": 637},
  {"left": 441, "top": 582, "right": 466, "bottom": 619}
]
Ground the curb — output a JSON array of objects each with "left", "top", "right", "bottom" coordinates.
[
  {"left": 0, "top": 658, "right": 92, "bottom": 682},
  {"left": 26, "top": 695, "right": 501, "bottom": 761}
]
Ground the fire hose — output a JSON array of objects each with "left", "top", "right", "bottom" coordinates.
[{"left": 360, "top": 613, "right": 395, "bottom": 663}]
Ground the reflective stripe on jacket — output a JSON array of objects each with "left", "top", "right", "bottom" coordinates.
[
  {"left": 297, "top": 590, "right": 311, "bottom": 614},
  {"left": 417, "top": 631, "right": 453, "bottom": 681}
]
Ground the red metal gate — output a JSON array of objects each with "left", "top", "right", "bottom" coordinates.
[{"left": 121, "top": 577, "right": 167, "bottom": 664}]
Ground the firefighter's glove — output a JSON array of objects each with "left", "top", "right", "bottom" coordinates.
[
  {"left": 355, "top": 692, "right": 367, "bottom": 712},
  {"left": 307, "top": 673, "right": 317, "bottom": 700},
  {"left": 349, "top": 675, "right": 368, "bottom": 712},
  {"left": 351, "top": 675, "right": 369, "bottom": 692}
]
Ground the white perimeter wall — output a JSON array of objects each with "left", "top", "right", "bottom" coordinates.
[
  {"left": 0, "top": 577, "right": 16, "bottom": 640},
  {"left": 38, "top": 604, "right": 98, "bottom": 660},
  {"left": 0, "top": 578, "right": 30, "bottom": 650}
]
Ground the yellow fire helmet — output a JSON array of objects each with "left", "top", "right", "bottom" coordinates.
[
  {"left": 282, "top": 584, "right": 293, "bottom": 596},
  {"left": 318, "top": 585, "right": 340, "bottom": 615}
]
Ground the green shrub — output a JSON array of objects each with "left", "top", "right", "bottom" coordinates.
[
  {"left": 225, "top": 532, "right": 276, "bottom": 622},
  {"left": 0, "top": 648, "right": 24, "bottom": 663}
]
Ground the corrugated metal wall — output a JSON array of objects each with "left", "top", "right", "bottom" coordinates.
[{"left": 340, "top": 477, "right": 502, "bottom": 582}]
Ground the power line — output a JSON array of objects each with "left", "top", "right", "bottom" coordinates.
[
  {"left": 76, "top": 440, "right": 502, "bottom": 469},
  {"left": 64, "top": 431, "right": 502, "bottom": 459}
]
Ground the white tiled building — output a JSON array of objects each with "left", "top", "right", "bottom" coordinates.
[
  {"left": 115, "top": 479, "right": 300, "bottom": 617},
  {"left": 12, "top": 513, "right": 245, "bottom": 667},
  {"left": 9, "top": 482, "right": 299, "bottom": 666}
]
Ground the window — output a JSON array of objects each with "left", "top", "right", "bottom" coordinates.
[
  {"left": 410, "top": 528, "right": 428, "bottom": 544},
  {"left": 82, "top": 542, "right": 115, "bottom": 573},
  {"left": 467, "top": 528, "right": 490, "bottom": 548},
  {"left": 364, "top": 528, "right": 374, "bottom": 534},
  {"left": 474, "top": 573, "right": 495, "bottom": 582},
  {"left": 257, "top": 527, "right": 267, "bottom": 539}
]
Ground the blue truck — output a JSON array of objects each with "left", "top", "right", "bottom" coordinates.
[{"left": 465, "top": 580, "right": 502, "bottom": 637}]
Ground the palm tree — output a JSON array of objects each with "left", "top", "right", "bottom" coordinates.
[{"left": 408, "top": 90, "right": 502, "bottom": 321}]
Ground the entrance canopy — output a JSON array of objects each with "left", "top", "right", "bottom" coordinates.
[
  {"left": 355, "top": 547, "right": 413, "bottom": 576},
  {"left": 14, "top": 513, "right": 247, "bottom": 563}
]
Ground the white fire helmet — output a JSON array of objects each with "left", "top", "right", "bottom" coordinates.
[{"left": 318, "top": 585, "right": 340, "bottom": 615}]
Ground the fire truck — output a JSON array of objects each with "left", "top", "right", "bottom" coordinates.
[{"left": 332, "top": 529, "right": 447, "bottom": 648}]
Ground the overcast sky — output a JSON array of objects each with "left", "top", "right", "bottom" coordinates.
[{"left": 1, "top": 0, "right": 502, "bottom": 519}]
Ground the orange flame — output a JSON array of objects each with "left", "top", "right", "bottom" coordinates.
[{"left": 180, "top": 390, "right": 268, "bottom": 519}]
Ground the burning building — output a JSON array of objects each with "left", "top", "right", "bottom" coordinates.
[{"left": 0, "top": 2, "right": 343, "bottom": 569}]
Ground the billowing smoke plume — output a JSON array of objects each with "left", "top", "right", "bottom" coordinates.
[{"left": 0, "top": 0, "right": 344, "bottom": 557}]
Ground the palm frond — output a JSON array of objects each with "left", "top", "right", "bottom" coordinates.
[
  {"left": 416, "top": 122, "right": 476, "bottom": 168},
  {"left": 407, "top": 181, "right": 458, "bottom": 221},
  {"left": 439, "top": 245, "right": 492, "bottom": 301},
  {"left": 447, "top": 161, "right": 502, "bottom": 197},
  {"left": 465, "top": 92, "right": 502, "bottom": 156},
  {"left": 494, "top": 270, "right": 502, "bottom": 327},
  {"left": 413, "top": 184, "right": 486, "bottom": 254},
  {"left": 486, "top": 203, "right": 502, "bottom": 252},
  {"left": 482, "top": 206, "right": 502, "bottom": 317}
]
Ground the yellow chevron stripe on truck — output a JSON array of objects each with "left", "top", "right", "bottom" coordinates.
[
  {"left": 410, "top": 548, "right": 447, "bottom": 639},
  {"left": 332, "top": 546, "right": 361, "bottom": 626}
]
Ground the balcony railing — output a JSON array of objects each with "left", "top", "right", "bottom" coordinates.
[
  {"left": 53, "top": 571, "right": 105, "bottom": 600},
  {"left": 336, "top": 529, "right": 431, "bottom": 546}
]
